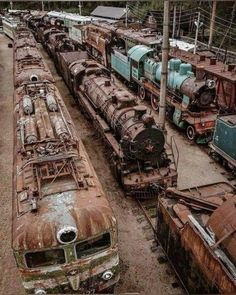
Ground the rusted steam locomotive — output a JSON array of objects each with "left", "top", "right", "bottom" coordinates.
[
  {"left": 12, "top": 26, "right": 119, "bottom": 294},
  {"left": 57, "top": 52, "right": 178, "bottom": 197}
]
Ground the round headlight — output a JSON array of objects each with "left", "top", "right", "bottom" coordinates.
[
  {"left": 102, "top": 270, "right": 113, "bottom": 281},
  {"left": 57, "top": 226, "right": 78, "bottom": 244},
  {"left": 34, "top": 288, "right": 46, "bottom": 295}
]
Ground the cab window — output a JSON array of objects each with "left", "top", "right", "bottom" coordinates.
[
  {"left": 25, "top": 249, "right": 65, "bottom": 268},
  {"left": 76, "top": 233, "right": 111, "bottom": 259}
]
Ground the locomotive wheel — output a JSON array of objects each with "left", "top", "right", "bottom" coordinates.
[
  {"left": 186, "top": 125, "right": 196, "bottom": 141},
  {"left": 139, "top": 86, "right": 146, "bottom": 100},
  {"left": 151, "top": 95, "right": 159, "bottom": 111}
]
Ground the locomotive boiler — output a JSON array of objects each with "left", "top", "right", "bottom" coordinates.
[
  {"left": 83, "top": 72, "right": 166, "bottom": 165},
  {"left": 150, "top": 58, "right": 216, "bottom": 110},
  {"left": 59, "top": 56, "right": 177, "bottom": 196}
]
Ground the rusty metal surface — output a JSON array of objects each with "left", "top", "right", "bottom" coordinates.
[
  {"left": 12, "top": 25, "right": 119, "bottom": 294},
  {"left": 59, "top": 51, "right": 88, "bottom": 66},
  {"left": 157, "top": 182, "right": 236, "bottom": 293},
  {"left": 208, "top": 197, "right": 236, "bottom": 263},
  {"left": 170, "top": 47, "right": 236, "bottom": 111},
  {"left": 14, "top": 28, "right": 54, "bottom": 87},
  {"left": 13, "top": 80, "right": 116, "bottom": 251},
  {"left": 60, "top": 58, "right": 177, "bottom": 196}
]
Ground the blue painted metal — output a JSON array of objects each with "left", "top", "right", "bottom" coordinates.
[
  {"left": 111, "top": 50, "right": 131, "bottom": 82},
  {"left": 211, "top": 115, "right": 236, "bottom": 162},
  {"left": 128, "top": 45, "right": 154, "bottom": 62}
]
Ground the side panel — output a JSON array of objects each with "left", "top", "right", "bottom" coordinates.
[
  {"left": 111, "top": 52, "right": 131, "bottom": 82},
  {"left": 156, "top": 203, "right": 236, "bottom": 293},
  {"left": 212, "top": 118, "right": 236, "bottom": 161}
]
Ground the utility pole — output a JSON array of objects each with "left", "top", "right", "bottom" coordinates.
[
  {"left": 177, "top": 2, "right": 182, "bottom": 38},
  {"left": 159, "top": 0, "right": 170, "bottom": 130},
  {"left": 194, "top": 11, "right": 203, "bottom": 54},
  {"left": 10, "top": 1, "right": 13, "bottom": 10},
  {"left": 78, "top": 1, "right": 82, "bottom": 15},
  {"left": 41, "top": 1, "right": 44, "bottom": 12},
  {"left": 208, "top": 0, "right": 217, "bottom": 50},
  {"left": 125, "top": 4, "right": 128, "bottom": 28},
  {"left": 172, "top": 5, "right": 177, "bottom": 39}
]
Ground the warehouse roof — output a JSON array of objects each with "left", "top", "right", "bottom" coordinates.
[{"left": 90, "top": 6, "right": 126, "bottom": 20}]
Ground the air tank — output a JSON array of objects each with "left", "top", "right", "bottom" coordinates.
[
  {"left": 23, "top": 95, "right": 33, "bottom": 115},
  {"left": 52, "top": 116, "right": 69, "bottom": 140},
  {"left": 46, "top": 93, "right": 58, "bottom": 112},
  {"left": 24, "top": 117, "right": 38, "bottom": 143}
]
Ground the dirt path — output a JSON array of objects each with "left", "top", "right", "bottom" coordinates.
[{"left": 0, "top": 35, "right": 24, "bottom": 295}]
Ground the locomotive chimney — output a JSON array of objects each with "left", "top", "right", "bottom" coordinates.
[
  {"left": 228, "top": 64, "right": 235, "bottom": 72},
  {"left": 195, "top": 65, "right": 205, "bottom": 81},
  {"left": 210, "top": 57, "right": 217, "bottom": 65},
  {"left": 134, "top": 105, "right": 147, "bottom": 120},
  {"left": 199, "top": 55, "right": 206, "bottom": 62}
]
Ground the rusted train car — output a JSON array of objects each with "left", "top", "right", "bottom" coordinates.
[
  {"left": 56, "top": 51, "right": 178, "bottom": 197},
  {"left": 156, "top": 182, "right": 236, "bottom": 293},
  {"left": 72, "top": 23, "right": 162, "bottom": 67},
  {"left": 13, "top": 27, "right": 54, "bottom": 87},
  {"left": 12, "top": 26, "right": 120, "bottom": 294},
  {"left": 170, "top": 47, "right": 236, "bottom": 113}
]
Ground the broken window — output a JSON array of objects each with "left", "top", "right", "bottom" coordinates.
[
  {"left": 76, "top": 233, "right": 111, "bottom": 259},
  {"left": 25, "top": 248, "right": 65, "bottom": 268}
]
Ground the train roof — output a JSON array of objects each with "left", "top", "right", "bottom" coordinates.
[
  {"left": 59, "top": 51, "right": 88, "bottom": 65},
  {"left": 159, "top": 182, "right": 236, "bottom": 281},
  {"left": 13, "top": 81, "right": 115, "bottom": 252},
  {"left": 12, "top": 158, "right": 115, "bottom": 252},
  {"left": 47, "top": 11, "right": 92, "bottom": 23},
  {"left": 170, "top": 47, "right": 236, "bottom": 83},
  {"left": 128, "top": 45, "right": 154, "bottom": 62}
]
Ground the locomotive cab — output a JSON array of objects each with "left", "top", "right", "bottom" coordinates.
[{"left": 13, "top": 182, "right": 119, "bottom": 294}]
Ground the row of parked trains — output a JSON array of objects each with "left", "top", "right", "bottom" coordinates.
[
  {"left": 7, "top": 12, "right": 236, "bottom": 295},
  {"left": 20, "top": 11, "right": 236, "bottom": 172}
]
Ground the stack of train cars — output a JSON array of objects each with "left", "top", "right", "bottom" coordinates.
[{"left": 12, "top": 25, "right": 120, "bottom": 294}]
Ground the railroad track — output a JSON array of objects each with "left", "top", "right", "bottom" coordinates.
[{"left": 135, "top": 197, "right": 157, "bottom": 234}]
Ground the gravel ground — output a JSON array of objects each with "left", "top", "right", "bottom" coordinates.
[{"left": 0, "top": 33, "right": 233, "bottom": 295}]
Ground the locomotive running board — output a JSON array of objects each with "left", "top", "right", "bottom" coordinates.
[{"left": 77, "top": 91, "right": 124, "bottom": 158}]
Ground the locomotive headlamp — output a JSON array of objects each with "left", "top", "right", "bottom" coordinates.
[
  {"left": 57, "top": 226, "right": 78, "bottom": 244},
  {"left": 30, "top": 74, "right": 39, "bottom": 82},
  {"left": 34, "top": 288, "right": 46, "bottom": 295},
  {"left": 206, "top": 79, "right": 215, "bottom": 89},
  {"left": 102, "top": 270, "right": 113, "bottom": 281}
]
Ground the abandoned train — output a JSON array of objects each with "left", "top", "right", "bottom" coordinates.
[
  {"left": 57, "top": 51, "right": 178, "bottom": 197},
  {"left": 12, "top": 26, "right": 119, "bottom": 294}
]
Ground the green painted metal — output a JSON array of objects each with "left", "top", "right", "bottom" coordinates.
[
  {"left": 144, "top": 58, "right": 158, "bottom": 81},
  {"left": 128, "top": 45, "right": 154, "bottom": 62}
]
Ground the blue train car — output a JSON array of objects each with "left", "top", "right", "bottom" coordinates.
[{"left": 209, "top": 114, "right": 236, "bottom": 171}]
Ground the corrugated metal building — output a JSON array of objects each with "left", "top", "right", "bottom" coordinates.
[{"left": 90, "top": 6, "right": 127, "bottom": 21}]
